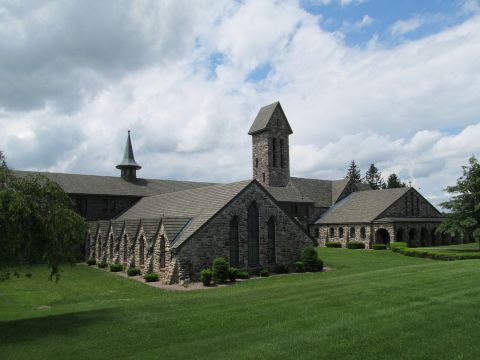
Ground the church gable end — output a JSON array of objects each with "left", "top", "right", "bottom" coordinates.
[{"left": 377, "top": 188, "right": 442, "bottom": 219}]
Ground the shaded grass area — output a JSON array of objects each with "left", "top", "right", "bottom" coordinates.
[{"left": 1, "top": 250, "right": 480, "bottom": 359}]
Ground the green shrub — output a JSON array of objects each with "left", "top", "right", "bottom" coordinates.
[
  {"left": 258, "top": 267, "right": 269, "bottom": 277},
  {"left": 236, "top": 271, "right": 250, "bottom": 279},
  {"left": 273, "top": 264, "right": 289, "bottom": 274},
  {"left": 127, "top": 267, "right": 141, "bottom": 276},
  {"left": 301, "top": 245, "right": 323, "bottom": 272},
  {"left": 110, "top": 264, "right": 123, "bottom": 272},
  {"left": 347, "top": 241, "right": 365, "bottom": 249},
  {"left": 212, "top": 257, "right": 229, "bottom": 283},
  {"left": 228, "top": 267, "right": 238, "bottom": 282},
  {"left": 143, "top": 273, "right": 159, "bottom": 282},
  {"left": 86, "top": 259, "right": 96, "bottom": 266},
  {"left": 390, "top": 242, "right": 407, "bottom": 252},
  {"left": 325, "top": 242, "right": 342, "bottom": 248},
  {"left": 373, "top": 244, "right": 388, "bottom": 250},
  {"left": 98, "top": 261, "right": 107, "bottom": 269},
  {"left": 200, "top": 268, "right": 213, "bottom": 286},
  {"left": 294, "top": 261, "right": 305, "bottom": 273}
]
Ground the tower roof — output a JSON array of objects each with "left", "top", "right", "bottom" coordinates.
[
  {"left": 116, "top": 131, "right": 141, "bottom": 170},
  {"left": 248, "top": 101, "right": 293, "bottom": 135}
]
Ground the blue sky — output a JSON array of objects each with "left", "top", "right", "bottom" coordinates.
[
  {"left": 0, "top": 0, "right": 479, "bottom": 205},
  {"left": 301, "top": 0, "right": 475, "bottom": 47}
]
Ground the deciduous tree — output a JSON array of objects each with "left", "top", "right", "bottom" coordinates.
[
  {"left": 0, "top": 152, "right": 87, "bottom": 280},
  {"left": 438, "top": 156, "right": 480, "bottom": 248}
]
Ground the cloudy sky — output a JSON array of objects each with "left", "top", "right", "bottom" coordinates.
[{"left": 1, "top": 0, "right": 479, "bottom": 207}]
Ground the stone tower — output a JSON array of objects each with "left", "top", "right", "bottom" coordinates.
[
  {"left": 248, "top": 102, "right": 293, "bottom": 187},
  {"left": 116, "top": 130, "right": 141, "bottom": 181}
]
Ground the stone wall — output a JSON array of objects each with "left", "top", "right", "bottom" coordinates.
[
  {"left": 315, "top": 224, "right": 373, "bottom": 248},
  {"left": 175, "top": 183, "right": 313, "bottom": 281},
  {"left": 251, "top": 107, "right": 290, "bottom": 187}
]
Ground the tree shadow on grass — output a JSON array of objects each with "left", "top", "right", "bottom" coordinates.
[{"left": 0, "top": 308, "right": 118, "bottom": 345}]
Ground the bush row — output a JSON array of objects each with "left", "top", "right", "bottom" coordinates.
[
  {"left": 200, "top": 246, "right": 324, "bottom": 286},
  {"left": 325, "top": 242, "right": 342, "bottom": 248},
  {"left": 391, "top": 242, "right": 480, "bottom": 260},
  {"left": 346, "top": 241, "right": 365, "bottom": 249}
]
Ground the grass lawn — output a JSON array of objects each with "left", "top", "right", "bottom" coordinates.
[
  {"left": 419, "top": 242, "right": 480, "bottom": 255},
  {"left": 1, "top": 249, "right": 480, "bottom": 359}
]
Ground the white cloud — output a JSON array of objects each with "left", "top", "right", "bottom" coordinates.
[
  {"left": 0, "top": 0, "right": 479, "bottom": 205},
  {"left": 390, "top": 16, "right": 424, "bottom": 36}
]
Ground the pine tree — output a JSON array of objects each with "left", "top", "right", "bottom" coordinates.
[
  {"left": 386, "top": 173, "right": 406, "bottom": 189},
  {"left": 438, "top": 156, "right": 480, "bottom": 248},
  {"left": 364, "top": 163, "right": 385, "bottom": 190},
  {"left": 346, "top": 160, "right": 361, "bottom": 183}
]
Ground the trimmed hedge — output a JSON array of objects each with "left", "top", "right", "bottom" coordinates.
[
  {"left": 98, "top": 261, "right": 107, "bottom": 269},
  {"left": 373, "top": 244, "right": 388, "bottom": 250},
  {"left": 228, "top": 267, "right": 238, "bottom": 282},
  {"left": 236, "top": 271, "right": 250, "bottom": 279},
  {"left": 110, "top": 264, "right": 123, "bottom": 272},
  {"left": 212, "top": 257, "right": 229, "bottom": 283},
  {"left": 144, "top": 273, "right": 159, "bottom": 282},
  {"left": 294, "top": 261, "right": 305, "bottom": 273},
  {"left": 347, "top": 241, "right": 365, "bottom": 249},
  {"left": 390, "top": 242, "right": 480, "bottom": 260},
  {"left": 273, "top": 264, "right": 289, "bottom": 274},
  {"left": 86, "top": 259, "right": 96, "bottom": 266},
  {"left": 127, "top": 268, "right": 141, "bottom": 276},
  {"left": 200, "top": 268, "right": 213, "bottom": 286},
  {"left": 258, "top": 267, "right": 269, "bottom": 277},
  {"left": 301, "top": 245, "right": 323, "bottom": 272},
  {"left": 325, "top": 242, "right": 342, "bottom": 248}
]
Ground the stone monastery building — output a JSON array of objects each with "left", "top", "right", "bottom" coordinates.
[{"left": 15, "top": 102, "right": 442, "bottom": 283}]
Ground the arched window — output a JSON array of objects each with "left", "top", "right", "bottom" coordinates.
[
  {"left": 159, "top": 235, "right": 166, "bottom": 268},
  {"left": 330, "top": 227, "right": 335, "bottom": 238},
  {"left": 405, "top": 197, "right": 408, "bottom": 216},
  {"left": 416, "top": 197, "right": 420, "bottom": 216},
  {"left": 339, "top": 227, "right": 344, "bottom": 238},
  {"left": 267, "top": 217, "right": 276, "bottom": 264},
  {"left": 360, "top": 227, "right": 366, "bottom": 239},
  {"left": 350, "top": 227, "right": 355, "bottom": 239},
  {"left": 248, "top": 202, "right": 260, "bottom": 266},
  {"left": 109, "top": 235, "right": 114, "bottom": 261},
  {"left": 123, "top": 235, "right": 128, "bottom": 262},
  {"left": 272, "top": 138, "right": 277, "bottom": 167},
  {"left": 315, "top": 227, "right": 320, "bottom": 238},
  {"left": 229, "top": 216, "right": 239, "bottom": 267},
  {"left": 280, "top": 139, "right": 285, "bottom": 168},
  {"left": 410, "top": 192, "right": 414, "bottom": 216},
  {"left": 139, "top": 236, "right": 145, "bottom": 266}
]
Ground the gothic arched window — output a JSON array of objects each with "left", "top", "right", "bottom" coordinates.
[
  {"left": 329, "top": 227, "right": 335, "bottom": 238},
  {"left": 350, "top": 227, "right": 355, "bottom": 239},
  {"left": 139, "top": 236, "right": 145, "bottom": 266},
  {"left": 267, "top": 217, "right": 276, "bottom": 264},
  {"left": 272, "top": 138, "right": 277, "bottom": 167},
  {"left": 160, "top": 235, "right": 166, "bottom": 268},
  {"left": 339, "top": 227, "right": 344, "bottom": 238},
  {"left": 248, "top": 202, "right": 260, "bottom": 266},
  {"left": 280, "top": 139, "right": 285, "bottom": 168},
  {"left": 360, "top": 227, "right": 366, "bottom": 239},
  {"left": 229, "top": 216, "right": 239, "bottom": 267}
]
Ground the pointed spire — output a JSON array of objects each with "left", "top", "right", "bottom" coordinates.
[{"left": 116, "top": 130, "right": 141, "bottom": 181}]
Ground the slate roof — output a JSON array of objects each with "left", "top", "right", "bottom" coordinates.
[
  {"left": 374, "top": 217, "right": 442, "bottom": 223},
  {"left": 248, "top": 102, "right": 293, "bottom": 135},
  {"left": 97, "top": 220, "right": 111, "bottom": 237},
  {"left": 117, "top": 180, "right": 253, "bottom": 248},
  {"left": 316, "top": 187, "right": 411, "bottom": 224},
  {"left": 12, "top": 170, "right": 215, "bottom": 197},
  {"left": 265, "top": 177, "right": 369, "bottom": 207}
]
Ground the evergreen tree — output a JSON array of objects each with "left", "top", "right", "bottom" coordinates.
[
  {"left": 364, "top": 163, "right": 385, "bottom": 190},
  {"left": 386, "top": 173, "right": 406, "bottom": 189},
  {"left": 346, "top": 160, "right": 362, "bottom": 183},
  {"left": 438, "top": 156, "right": 480, "bottom": 248},
  {"left": 0, "top": 152, "right": 87, "bottom": 281}
]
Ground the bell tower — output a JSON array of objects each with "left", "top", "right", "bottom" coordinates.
[
  {"left": 248, "top": 102, "right": 293, "bottom": 187},
  {"left": 116, "top": 130, "right": 141, "bottom": 181}
]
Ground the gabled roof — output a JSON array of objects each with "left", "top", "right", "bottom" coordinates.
[
  {"left": 265, "top": 177, "right": 369, "bottom": 207},
  {"left": 111, "top": 221, "right": 125, "bottom": 239},
  {"left": 12, "top": 170, "right": 215, "bottom": 197},
  {"left": 248, "top": 102, "right": 293, "bottom": 135},
  {"left": 117, "top": 180, "right": 253, "bottom": 248},
  {"left": 316, "top": 187, "right": 410, "bottom": 224},
  {"left": 124, "top": 219, "right": 141, "bottom": 239}
]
